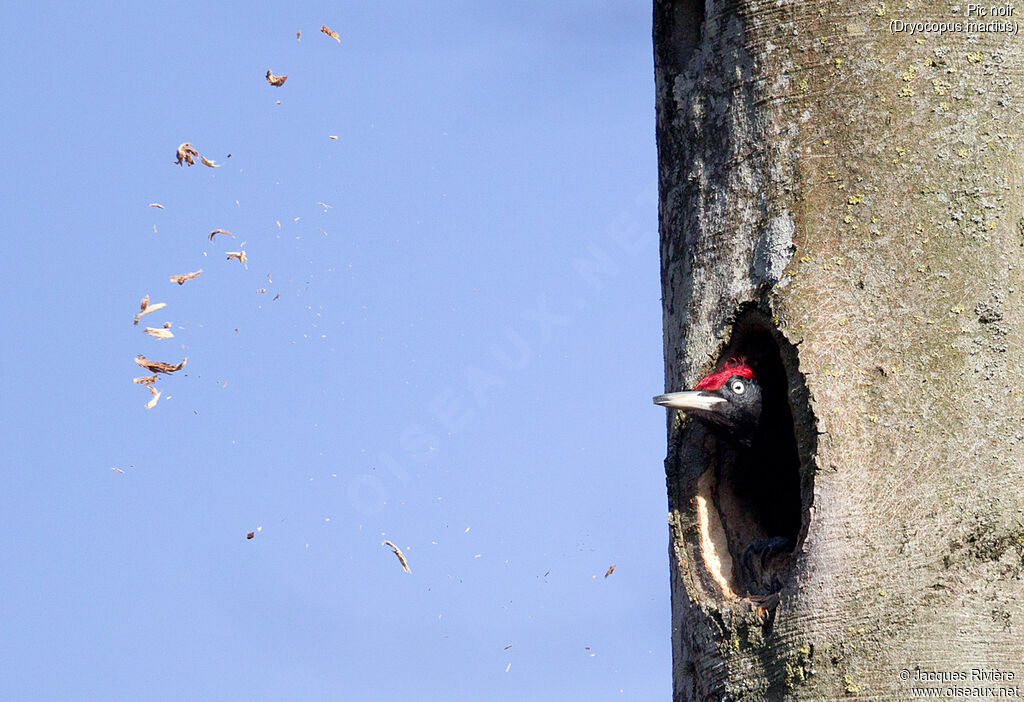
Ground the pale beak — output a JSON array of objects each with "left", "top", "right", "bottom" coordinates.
[{"left": 652, "top": 391, "right": 726, "bottom": 412}]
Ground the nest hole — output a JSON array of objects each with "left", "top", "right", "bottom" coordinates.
[{"left": 694, "top": 308, "right": 815, "bottom": 600}]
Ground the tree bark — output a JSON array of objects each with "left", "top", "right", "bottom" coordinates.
[{"left": 655, "top": 1, "right": 1024, "bottom": 699}]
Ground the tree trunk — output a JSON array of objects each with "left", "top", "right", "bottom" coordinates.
[{"left": 654, "top": 1, "right": 1024, "bottom": 699}]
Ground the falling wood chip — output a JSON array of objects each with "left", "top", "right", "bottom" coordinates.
[
  {"left": 111, "top": 467, "right": 125, "bottom": 473},
  {"left": 175, "top": 142, "right": 198, "bottom": 166},
  {"left": 143, "top": 327, "right": 174, "bottom": 339},
  {"left": 246, "top": 531, "right": 255, "bottom": 539},
  {"left": 273, "top": 293, "right": 280, "bottom": 300},
  {"left": 226, "top": 250, "right": 247, "bottom": 264},
  {"left": 133, "top": 295, "right": 167, "bottom": 326},
  {"left": 321, "top": 24, "right": 340, "bottom": 42},
  {"left": 317, "top": 202, "right": 331, "bottom": 209},
  {"left": 266, "top": 69, "right": 287, "bottom": 87},
  {"left": 135, "top": 354, "right": 187, "bottom": 374},
  {"left": 328, "top": 135, "right": 338, "bottom": 140},
  {"left": 201, "top": 156, "right": 220, "bottom": 168},
  {"left": 145, "top": 385, "right": 161, "bottom": 409},
  {"left": 133, "top": 375, "right": 157, "bottom": 385},
  {"left": 604, "top": 565, "right": 616, "bottom": 578},
  {"left": 148, "top": 203, "right": 165, "bottom": 209},
  {"left": 169, "top": 269, "right": 202, "bottom": 285},
  {"left": 209, "top": 229, "right": 234, "bottom": 241},
  {"left": 382, "top": 540, "right": 411, "bottom": 573},
  {"left": 296, "top": 30, "right": 301, "bottom": 41},
  {"left": 504, "top": 644, "right": 513, "bottom": 650}
]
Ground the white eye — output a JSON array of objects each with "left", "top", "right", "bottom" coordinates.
[{"left": 730, "top": 379, "right": 746, "bottom": 395}]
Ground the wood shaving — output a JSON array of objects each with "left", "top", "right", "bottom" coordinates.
[
  {"left": 328, "top": 135, "right": 338, "bottom": 140},
  {"left": 134, "top": 354, "right": 187, "bottom": 374},
  {"left": 226, "top": 250, "right": 247, "bottom": 264},
  {"left": 133, "top": 375, "right": 157, "bottom": 385},
  {"left": 133, "top": 295, "right": 167, "bottom": 325},
  {"left": 175, "top": 142, "right": 198, "bottom": 167},
  {"left": 145, "top": 385, "right": 161, "bottom": 409},
  {"left": 604, "top": 565, "right": 616, "bottom": 578},
  {"left": 201, "top": 156, "right": 220, "bottom": 168},
  {"left": 266, "top": 69, "right": 287, "bottom": 87},
  {"left": 111, "top": 467, "right": 125, "bottom": 473},
  {"left": 321, "top": 24, "right": 340, "bottom": 42},
  {"left": 382, "top": 540, "right": 411, "bottom": 573},
  {"left": 148, "top": 203, "right": 165, "bottom": 209},
  {"left": 143, "top": 327, "right": 174, "bottom": 339},
  {"left": 169, "top": 269, "right": 202, "bottom": 285},
  {"left": 209, "top": 229, "right": 233, "bottom": 241},
  {"left": 246, "top": 531, "right": 255, "bottom": 539},
  {"left": 296, "top": 30, "right": 301, "bottom": 41}
]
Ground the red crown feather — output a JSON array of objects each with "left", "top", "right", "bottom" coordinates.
[{"left": 694, "top": 358, "right": 755, "bottom": 391}]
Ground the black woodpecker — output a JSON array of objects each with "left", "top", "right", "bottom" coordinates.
[{"left": 654, "top": 358, "right": 799, "bottom": 597}]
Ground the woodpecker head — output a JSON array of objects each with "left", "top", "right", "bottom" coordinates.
[{"left": 653, "top": 359, "right": 762, "bottom": 444}]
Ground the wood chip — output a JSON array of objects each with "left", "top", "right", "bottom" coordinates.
[
  {"left": 148, "top": 203, "right": 165, "bottom": 209},
  {"left": 226, "top": 250, "right": 247, "bottom": 264},
  {"left": 169, "top": 269, "right": 202, "bottom": 285},
  {"left": 201, "top": 156, "right": 220, "bottom": 168},
  {"left": 382, "top": 540, "right": 411, "bottom": 573},
  {"left": 134, "top": 354, "right": 187, "bottom": 374},
  {"left": 296, "top": 30, "right": 301, "bottom": 41},
  {"left": 143, "top": 327, "right": 174, "bottom": 339},
  {"left": 604, "top": 565, "right": 616, "bottom": 578},
  {"left": 504, "top": 644, "right": 513, "bottom": 650},
  {"left": 133, "top": 375, "right": 157, "bottom": 385},
  {"left": 133, "top": 295, "right": 167, "bottom": 326},
  {"left": 246, "top": 531, "right": 255, "bottom": 539},
  {"left": 111, "top": 467, "right": 125, "bottom": 473},
  {"left": 145, "top": 385, "right": 161, "bottom": 409},
  {"left": 209, "top": 229, "right": 233, "bottom": 241},
  {"left": 321, "top": 24, "right": 340, "bottom": 42},
  {"left": 175, "top": 142, "right": 198, "bottom": 166},
  {"left": 328, "top": 135, "right": 338, "bottom": 140},
  {"left": 266, "top": 69, "right": 287, "bottom": 87}
]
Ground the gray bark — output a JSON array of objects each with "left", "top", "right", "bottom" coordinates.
[{"left": 655, "top": 1, "right": 1024, "bottom": 699}]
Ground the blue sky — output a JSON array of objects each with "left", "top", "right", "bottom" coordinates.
[{"left": 0, "top": 2, "right": 667, "bottom": 699}]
